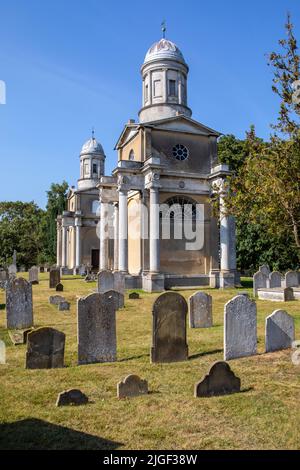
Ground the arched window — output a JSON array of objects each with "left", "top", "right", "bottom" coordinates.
[
  {"left": 129, "top": 149, "right": 135, "bottom": 161},
  {"left": 161, "top": 196, "right": 197, "bottom": 220},
  {"left": 92, "top": 200, "right": 100, "bottom": 214}
]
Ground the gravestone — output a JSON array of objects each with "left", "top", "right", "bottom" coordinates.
[
  {"left": 9, "top": 328, "right": 33, "bottom": 345},
  {"left": 113, "top": 272, "right": 125, "bottom": 308},
  {"left": 49, "top": 268, "right": 60, "bottom": 288},
  {"left": 55, "top": 283, "right": 64, "bottom": 292},
  {"left": 284, "top": 287, "right": 294, "bottom": 301},
  {"left": 224, "top": 294, "right": 257, "bottom": 360},
  {"left": 58, "top": 301, "right": 70, "bottom": 311},
  {"left": 151, "top": 292, "right": 188, "bottom": 363},
  {"left": 269, "top": 271, "right": 282, "bottom": 288},
  {"left": 189, "top": 291, "right": 213, "bottom": 328},
  {"left": 194, "top": 361, "right": 241, "bottom": 397},
  {"left": 8, "top": 264, "right": 17, "bottom": 277},
  {"left": 0, "top": 268, "right": 8, "bottom": 282},
  {"left": 25, "top": 327, "right": 65, "bottom": 369},
  {"left": 56, "top": 389, "right": 88, "bottom": 407},
  {"left": 0, "top": 340, "right": 5, "bottom": 364},
  {"left": 6, "top": 278, "right": 33, "bottom": 330},
  {"left": 259, "top": 264, "right": 270, "bottom": 276},
  {"left": 265, "top": 310, "right": 295, "bottom": 352},
  {"left": 49, "top": 295, "right": 65, "bottom": 305},
  {"left": 253, "top": 271, "right": 267, "bottom": 296},
  {"left": 117, "top": 375, "right": 148, "bottom": 399},
  {"left": 77, "top": 291, "right": 121, "bottom": 364},
  {"left": 97, "top": 270, "right": 114, "bottom": 294},
  {"left": 29, "top": 266, "right": 39, "bottom": 284},
  {"left": 39, "top": 266, "right": 45, "bottom": 273},
  {"left": 129, "top": 292, "right": 140, "bottom": 299},
  {"left": 285, "top": 271, "right": 299, "bottom": 288}
]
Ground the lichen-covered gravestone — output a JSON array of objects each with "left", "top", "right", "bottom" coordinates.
[
  {"left": 253, "top": 271, "right": 268, "bottom": 296},
  {"left": 224, "top": 294, "right": 257, "bottom": 360},
  {"left": 117, "top": 375, "right": 148, "bottom": 399},
  {"left": 269, "top": 271, "right": 282, "bottom": 288},
  {"left": 25, "top": 327, "right": 65, "bottom": 369},
  {"left": 49, "top": 268, "right": 60, "bottom": 288},
  {"left": 265, "top": 310, "right": 295, "bottom": 353},
  {"left": 194, "top": 361, "right": 241, "bottom": 397},
  {"left": 77, "top": 291, "right": 122, "bottom": 364},
  {"left": 188, "top": 291, "right": 212, "bottom": 328},
  {"left": 97, "top": 270, "right": 114, "bottom": 294},
  {"left": 285, "top": 271, "right": 299, "bottom": 288},
  {"left": 151, "top": 292, "right": 188, "bottom": 363},
  {"left": 29, "top": 266, "right": 39, "bottom": 284},
  {"left": 6, "top": 278, "right": 33, "bottom": 329}
]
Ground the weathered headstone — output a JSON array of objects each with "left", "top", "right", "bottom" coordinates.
[
  {"left": 269, "top": 271, "right": 282, "bottom": 288},
  {"left": 285, "top": 271, "right": 299, "bottom": 288},
  {"left": 56, "top": 389, "right": 88, "bottom": 407},
  {"left": 49, "top": 295, "right": 65, "bottom": 305},
  {"left": 29, "top": 266, "right": 39, "bottom": 284},
  {"left": 55, "top": 283, "right": 64, "bottom": 292},
  {"left": 151, "top": 292, "right": 188, "bottom": 363},
  {"left": 259, "top": 264, "right": 270, "bottom": 276},
  {"left": 77, "top": 291, "right": 121, "bottom": 364},
  {"left": 0, "top": 340, "right": 5, "bottom": 364},
  {"left": 194, "top": 361, "right": 241, "bottom": 397},
  {"left": 97, "top": 270, "right": 114, "bottom": 294},
  {"left": 224, "top": 294, "right": 257, "bottom": 360},
  {"left": 113, "top": 272, "right": 125, "bottom": 308},
  {"left": 189, "top": 291, "right": 213, "bottom": 328},
  {"left": 117, "top": 375, "right": 148, "bottom": 399},
  {"left": 58, "top": 301, "right": 70, "bottom": 311},
  {"left": 8, "top": 264, "right": 17, "bottom": 277},
  {"left": 253, "top": 271, "right": 267, "bottom": 296},
  {"left": 49, "top": 268, "right": 60, "bottom": 289},
  {"left": 265, "top": 309, "right": 295, "bottom": 352},
  {"left": 284, "top": 287, "right": 294, "bottom": 301},
  {"left": 129, "top": 292, "right": 140, "bottom": 299},
  {"left": 25, "top": 327, "right": 65, "bottom": 369},
  {"left": 6, "top": 278, "right": 33, "bottom": 329}
]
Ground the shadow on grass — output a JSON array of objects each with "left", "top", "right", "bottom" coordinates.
[
  {"left": 119, "top": 353, "right": 150, "bottom": 362},
  {"left": 189, "top": 349, "right": 223, "bottom": 360},
  {"left": 0, "top": 418, "right": 122, "bottom": 450}
]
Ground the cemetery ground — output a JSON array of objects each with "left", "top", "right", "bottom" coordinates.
[{"left": 0, "top": 274, "right": 300, "bottom": 450}]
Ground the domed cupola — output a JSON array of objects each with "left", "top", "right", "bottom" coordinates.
[
  {"left": 139, "top": 28, "right": 192, "bottom": 123},
  {"left": 78, "top": 132, "right": 106, "bottom": 190}
]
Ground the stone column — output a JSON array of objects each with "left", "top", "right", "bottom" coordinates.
[
  {"left": 113, "top": 203, "right": 119, "bottom": 271},
  {"left": 149, "top": 187, "right": 160, "bottom": 273},
  {"left": 61, "top": 219, "right": 68, "bottom": 268},
  {"left": 75, "top": 214, "right": 82, "bottom": 268},
  {"left": 56, "top": 223, "right": 62, "bottom": 267},
  {"left": 220, "top": 191, "right": 229, "bottom": 271},
  {"left": 118, "top": 189, "right": 128, "bottom": 273},
  {"left": 100, "top": 200, "right": 109, "bottom": 271}
]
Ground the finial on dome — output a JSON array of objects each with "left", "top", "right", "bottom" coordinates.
[
  {"left": 161, "top": 20, "right": 166, "bottom": 39},
  {"left": 92, "top": 126, "right": 95, "bottom": 140}
]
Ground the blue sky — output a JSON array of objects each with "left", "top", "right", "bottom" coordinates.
[{"left": 0, "top": 0, "right": 299, "bottom": 207}]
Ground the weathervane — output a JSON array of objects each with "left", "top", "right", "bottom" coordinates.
[
  {"left": 92, "top": 126, "right": 95, "bottom": 140},
  {"left": 161, "top": 20, "right": 166, "bottom": 39}
]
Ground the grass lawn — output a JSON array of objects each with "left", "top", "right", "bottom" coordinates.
[{"left": 0, "top": 273, "right": 300, "bottom": 450}]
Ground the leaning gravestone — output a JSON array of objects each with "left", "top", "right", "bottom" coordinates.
[
  {"left": 189, "top": 291, "right": 213, "bottom": 328},
  {"left": 117, "top": 375, "right": 148, "bottom": 399},
  {"left": 77, "top": 291, "right": 121, "bottom": 365},
  {"left": 151, "top": 292, "right": 188, "bottom": 363},
  {"left": 269, "top": 271, "right": 282, "bottom": 288},
  {"left": 224, "top": 294, "right": 257, "bottom": 360},
  {"left": 29, "top": 266, "right": 39, "bottom": 284},
  {"left": 265, "top": 309, "right": 295, "bottom": 353},
  {"left": 194, "top": 361, "right": 241, "bottom": 397},
  {"left": 285, "top": 271, "right": 299, "bottom": 288},
  {"left": 56, "top": 389, "right": 88, "bottom": 407},
  {"left": 97, "top": 270, "right": 114, "bottom": 294},
  {"left": 0, "top": 340, "right": 5, "bottom": 364},
  {"left": 25, "top": 327, "right": 65, "bottom": 369},
  {"left": 253, "top": 271, "right": 268, "bottom": 296},
  {"left": 259, "top": 264, "right": 270, "bottom": 276},
  {"left": 49, "top": 268, "right": 60, "bottom": 289},
  {"left": 6, "top": 278, "right": 33, "bottom": 329}
]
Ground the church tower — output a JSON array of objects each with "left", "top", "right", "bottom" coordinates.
[
  {"left": 78, "top": 132, "right": 106, "bottom": 190},
  {"left": 139, "top": 33, "right": 192, "bottom": 123}
]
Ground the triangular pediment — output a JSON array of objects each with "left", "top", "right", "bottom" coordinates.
[{"left": 144, "top": 115, "right": 221, "bottom": 137}]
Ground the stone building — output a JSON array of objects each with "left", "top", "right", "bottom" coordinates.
[{"left": 57, "top": 35, "right": 237, "bottom": 291}]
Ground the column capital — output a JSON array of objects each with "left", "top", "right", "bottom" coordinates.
[{"left": 145, "top": 170, "right": 161, "bottom": 190}]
